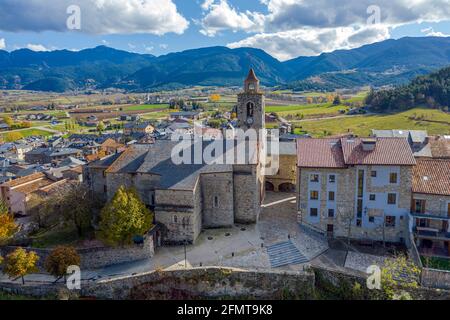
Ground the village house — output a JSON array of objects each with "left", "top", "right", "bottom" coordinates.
[
  {"left": 266, "top": 141, "right": 297, "bottom": 192},
  {"left": 411, "top": 159, "right": 450, "bottom": 258},
  {"left": 169, "top": 111, "right": 201, "bottom": 121},
  {"left": 297, "top": 137, "right": 416, "bottom": 244},
  {"left": 123, "top": 122, "right": 155, "bottom": 136},
  {"left": 0, "top": 172, "right": 70, "bottom": 216},
  {"left": 372, "top": 130, "right": 431, "bottom": 158},
  {"left": 25, "top": 147, "right": 83, "bottom": 164}
]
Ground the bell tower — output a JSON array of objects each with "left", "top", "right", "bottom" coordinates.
[{"left": 237, "top": 69, "right": 265, "bottom": 131}]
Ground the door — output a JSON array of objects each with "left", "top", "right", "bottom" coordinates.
[{"left": 327, "top": 224, "right": 334, "bottom": 238}]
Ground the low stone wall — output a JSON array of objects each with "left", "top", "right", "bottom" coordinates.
[
  {"left": 0, "top": 236, "right": 154, "bottom": 271},
  {"left": 421, "top": 268, "right": 450, "bottom": 290},
  {"left": 81, "top": 267, "right": 316, "bottom": 300}
]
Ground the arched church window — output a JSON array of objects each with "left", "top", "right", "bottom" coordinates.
[
  {"left": 248, "top": 83, "right": 255, "bottom": 91},
  {"left": 246, "top": 102, "right": 254, "bottom": 118}
]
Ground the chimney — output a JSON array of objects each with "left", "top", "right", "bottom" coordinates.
[{"left": 361, "top": 138, "right": 376, "bottom": 152}]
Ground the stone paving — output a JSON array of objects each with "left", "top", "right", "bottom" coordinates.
[{"left": 344, "top": 251, "right": 387, "bottom": 273}]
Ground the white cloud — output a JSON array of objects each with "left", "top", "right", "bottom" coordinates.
[
  {"left": 145, "top": 46, "right": 154, "bottom": 52},
  {"left": 223, "top": 0, "right": 450, "bottom": 60},
  {"left": 0, "top": 38, "right": 5, "bottom": 50},
  {"left": 0, "top": 0, "right": 189, "bottom": 35},
  {"left": 421, "top": 27, "right": 450, "bottom": 37},
  {"left": 26, "top": 44, "right": 49, "bottom": 52},
  {"left": 228, "top": 25, "right": 390, "bottom": 61},
  {"left": 159, "top": 44, "right": 169, "bottom": 50},
  {"left": 200, "top": 0, "right": 265, "bottom": 36}
]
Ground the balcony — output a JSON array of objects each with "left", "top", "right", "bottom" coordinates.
[{"left": 413, "top": 227, "right": 450, "bottom": 241}]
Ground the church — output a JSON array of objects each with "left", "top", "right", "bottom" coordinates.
[{"left": 84, "top": 70, "right": 266, "bottom": 245}]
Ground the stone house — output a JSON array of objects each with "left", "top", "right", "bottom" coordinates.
[
  {"left": 266, "top": 141, "right": 297, "bottom": 192},
  {"left": 297, "top": 137, "right": 416, "bottom": 244},
  {"left": 25, "top": 147, "right": 82, "bottom": 164},
  {"left": 411, "top": 159, "right": 450, "bottom": 258},
  {"left": 0, "top": 172, "right": 69, "bottom": 216},
  {"left": 85, "top": 69, "right": 265, "bottom": 245},
  {"left": 123, "top": 122, "right": 155, "bottom": 136}
]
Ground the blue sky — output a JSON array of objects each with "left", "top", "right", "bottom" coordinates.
[{"left": 1, "top": 0, "right": 450, "bottom": 61}]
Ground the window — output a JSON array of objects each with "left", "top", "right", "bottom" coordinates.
[
  {"left": 328, "top": 209, "right": 335, "bottom": 218},
  {"left": 371, "top": 171, "right": 377, "bottom": 178},
  {"left": 310, "top": 174, "right": 319, "bottom": 182},
  {"left": 389, "top": 172, "right": 398, "bottom": 184},
  {"left": 356, "top": 219, "right": 362, "bottom": 227},
  {"left": 214, "top": 196, "right": 219, "bottom": 208},
  {"left": 369, "top": 216, "right": 375, "bottom": 223},
  {"left": 328, "top": 175, "right": 336, "bottom": 183},
  {"left": 385, "top": 216, "right": 396, "bottom": 227},
  {"left": 151, "top": 194, "right": 155, "bottom": 205},
  {"left": 103, "top": 185, "right": 107, "bottom": 193},
  {"left": 369, "top": 194, "right": 376, "bottom": 201},
  {"left": 246, "top": 102, "right": 254, "bottom": 118},
  {"left": 413, "top": 199, "right": 426, "bottom": 214},
  {"left": 310, "top": 191, "right": 319, "bottom": 200},
  {"left": 310, "top": 208, "right": 318, "bottom": 217},
  {"left": 357, "top": 170, "right": 364, "bottom": 198},
  {"left": 328, "top": 191, "right": 335, "bottom": 201},
  {"left": 327, "top": 224, "right": 334, "bottom": 233},
  {"left": 387, "top": 193, "right": 397, "bottom": 205},
  {"left": 173, "top": 215, "right": 178, "bottom": 223}
]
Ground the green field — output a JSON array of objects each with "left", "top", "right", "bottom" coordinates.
[
  {"left": 294, "top": 108, "right": 450, "bottom": 137},
  {"left": 123, "top": 104, "right": 169, "bottom": 111},
  {"left": 267, "top": 103, "right": 349, "bottom": 119}
]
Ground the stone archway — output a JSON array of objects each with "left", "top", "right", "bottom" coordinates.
[
  {"left": 265, "top": 181, "right": 275, "bottom": 192},
  {"left": 278, "top": 183, "right": 296, "bottom": 193}
]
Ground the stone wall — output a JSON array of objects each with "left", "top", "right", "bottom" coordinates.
[
  {"left": 0, "top": 236, "right": 154, "bottom": 271},
  {"left": 81, "top": 267, "right": 315, "bottom": 300},
  {"left": 266, "top": 154, "right": 297, "bottom": 192},
  {"left": 155, "top": 187, "right": 201, "bottom": 244},
  {"left": 201, "top": 172, "right": 234, "bottom": 228},
  {"left": 421, "top": 268, "right": 450, "bottom": 290},
  {"left": 233, "top": 165, "right": 261, "bottom": 224}
]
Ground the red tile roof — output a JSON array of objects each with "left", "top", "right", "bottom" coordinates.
[
  {"left": 297, "top": 137, "right": 416, "bottom": 168},
  {"left": 1, "top": 172, "right": 46, "bottom": 188},
  {"left": 340, "top": 138, "right": 416, "bottom": 166},
  {"left": 413, "top": 159, "right": 450, "bottom": 196},
  {"left": 297, "top": 138, "right": 346, "bottom": 168}
]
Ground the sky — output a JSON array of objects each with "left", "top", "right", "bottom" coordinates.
[{"left": 1, "top": 0, "right": 450, "bottom": 61}]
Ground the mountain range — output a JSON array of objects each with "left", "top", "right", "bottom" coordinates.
[{"left": 1, "top": 37, "right": 450, "bottom": 92}]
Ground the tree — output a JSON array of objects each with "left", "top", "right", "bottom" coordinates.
[
  {"left": 3, "top": 248, "right": 39, "bottom": 284},
  {"left": 0, "top": 200, "right": 18, "bottom": 244},
  {"left": 210, "top": 94, "right": 221, "bottom": 103},
  {"left": 337, "top": 207, "right": 354, "bottom": 245},
  {"left": 3, "top": 116, "right": 13, "bottom": 126},
  {"left": 5, "top": 131, "right": 24, "bottom": 142},
  {"left": 45, "top": 246, "right": 80, "bottom": 282},
  {"left": 97, "top": 121, "right": 106, "bottom": 133},
  {"left": 59, "top": 183, "right": 95, "bottom": 237},
  {"left": 333, "top": 95, "right": 342, "bottom": 105},
  {"left": 99, "top": 186, "right": 153, "bottom": 247},
  {"left": 380, "top": 255, "right": 421, "bottom": 300}
]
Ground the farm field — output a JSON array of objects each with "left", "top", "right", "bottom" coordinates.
[
  {"left": 266, "top": 103, "right": 349, "bottom": 119},
  {"left": 1, "top": 128, "right": 54, "bottom": 141},
  {"left": 294, "top": 108, "right": 450, "bottom": 137}
]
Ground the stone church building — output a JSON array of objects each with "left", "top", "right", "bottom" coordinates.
[{"left": 85, "top": 70, "right": 266, "bottom": 244}]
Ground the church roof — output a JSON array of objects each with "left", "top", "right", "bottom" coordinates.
[{"left": 245, "top": 68, "right": 259, "bottom": 82}]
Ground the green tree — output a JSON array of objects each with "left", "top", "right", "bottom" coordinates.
[
  {"left": 380, "top": 255, "right": 421, "bottom": 300},
  {"left": 99, "top": 186, "right": 153, "bottom": 247},
  {"left": 2, "top": 116, "right": 13, "bottom": 126},
  {"left": 97, "top": 121, "right": 106, "bottom": 133},
  {"left": 5, "top": 132, "right": 24, "bottom": 142},
  {"left": 3, "top": 248, "right": 39, "bottom": 284},
  {"left": 45, "top": 246, "right": 80, "bottom": 282}
]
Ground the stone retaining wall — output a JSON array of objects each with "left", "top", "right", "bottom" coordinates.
[
  {"left": 0, "top": 236, "right": 154, "bottom": 271},
  {"left": 81, "top": 267, "right": 315, "bottom": 300},
  {"left": 421, "top": 268, "right": 450, "bottom": 290}
]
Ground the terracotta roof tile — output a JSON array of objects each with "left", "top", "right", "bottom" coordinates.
[
  {"left": 429, "top": 136, "right": 450, "bottom": 159},
  {"left": 413, "top": 159, "right": 450, "bottom": 196},
  {"left": 340, "top": 138, "right": 416, "bottom": 166},
  {"left": 1, "top": 172, "right": 46, "bottom": 188},
  {"left": 297, "top": 138, "right": 346, "bottom": 168}
]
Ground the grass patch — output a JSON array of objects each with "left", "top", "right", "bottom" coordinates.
[
  {"left": 294, "top": 108, "right": 450, "bottom": 137},
  {"left": 421, "top": 256, "right": 450, "bottom": 271},
  {"left": 123, "top": 104, "right": 169, "bottom": 111},
  {"left": 30, "top": 225, "right": 94, "bottom": 249}
]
